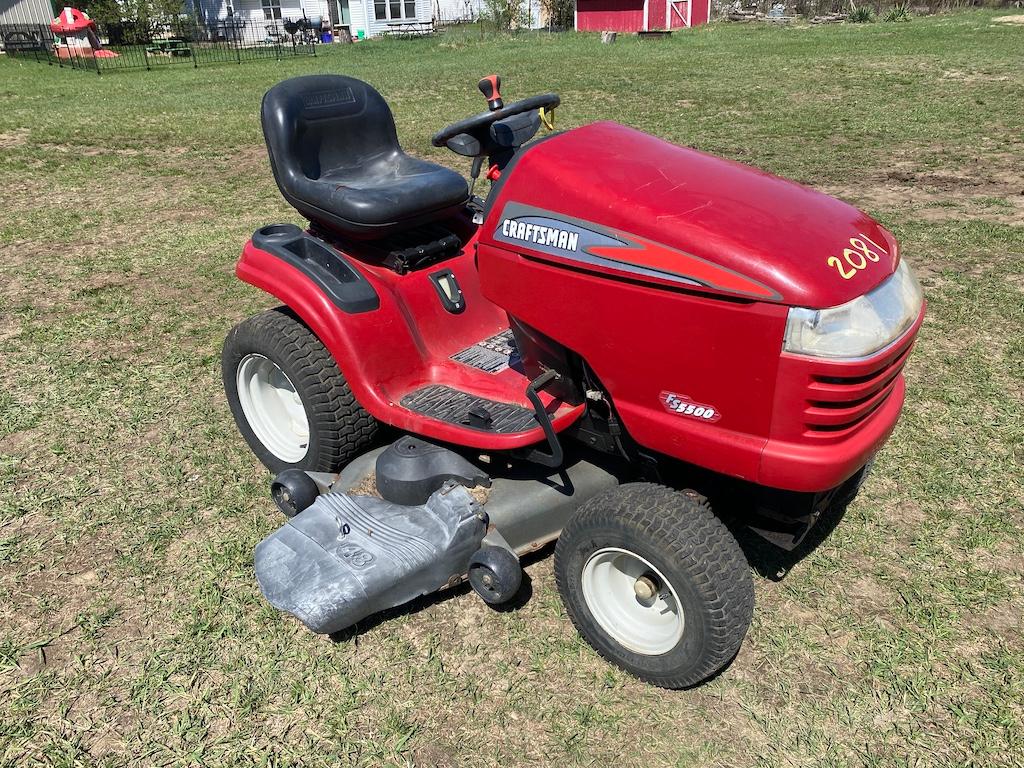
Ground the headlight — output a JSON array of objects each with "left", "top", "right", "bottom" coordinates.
[{"left": 783, "top": 259, "right": 924, "bottom": 359}]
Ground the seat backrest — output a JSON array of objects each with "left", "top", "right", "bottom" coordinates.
[{"left": 261, "top": 75, "right": 400, "bottom": 191}]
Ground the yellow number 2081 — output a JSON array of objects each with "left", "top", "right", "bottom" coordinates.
[{"left": 827, "top": 234, "right": 889, "bottom": 280}]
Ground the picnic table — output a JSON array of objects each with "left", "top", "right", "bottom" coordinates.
[
  {"left": 146, "top": 38, "right": 191, "bottom": 57},
  {"left": 380, "top": 20, "right": 435, "bottom": 38}
]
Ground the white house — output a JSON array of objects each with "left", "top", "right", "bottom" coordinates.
[
  {"left": 194, "top": 0, "right": 437, "bottom": 39},
  {"left": 0, "top": 0, "right": 55, "bottom": 25},
  {"left": 433, "top": 0, "right": 544, "bottom": 27},
  {"left": 433, "top": 0, "right": 481, "bottom": 23}
]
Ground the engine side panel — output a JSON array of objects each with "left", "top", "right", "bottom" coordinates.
[{"left": 478, "top": 242, "right": 788, "bottom": 483}]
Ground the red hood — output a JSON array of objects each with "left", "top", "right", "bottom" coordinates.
[{"left": 483, "top": 122, "right": 899, "bottom": 308}]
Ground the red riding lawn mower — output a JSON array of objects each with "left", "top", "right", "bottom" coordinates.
[{"left": 222, "top": 74, "right": 925, "bottom": 688}]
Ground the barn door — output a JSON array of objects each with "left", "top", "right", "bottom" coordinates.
[
  {"left": 645, "top": 0, "right": 660, "bottom": 30},
  {"left": 669, "top": 0, "right": 689, "bottom": 27}
]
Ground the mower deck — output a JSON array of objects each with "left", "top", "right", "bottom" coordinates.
[{"left": 333, "top": 444, "right": 623, "bottom": 555}]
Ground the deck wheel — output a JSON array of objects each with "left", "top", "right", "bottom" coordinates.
[{"left": 468, "top": 545, "right": 522, "bottom": 606}]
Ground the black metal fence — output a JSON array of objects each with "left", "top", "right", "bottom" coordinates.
[{"left": 1, "top": 17, "right": 316, "bottom": 74}]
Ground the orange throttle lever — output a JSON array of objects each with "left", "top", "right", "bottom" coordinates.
[{"left": 478, "top": 75, "right": 503, "bottom": 111}]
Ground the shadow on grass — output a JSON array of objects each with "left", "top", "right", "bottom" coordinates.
[
  {"left": 729, "top": 498, "right": 853, "bottom": 582},
  {"left": 328, "top": 545, "right": 550, "bottom": 643}
]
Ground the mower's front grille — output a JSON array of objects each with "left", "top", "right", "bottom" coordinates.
[{"left": 802, "top": 340, "right": 915, "bottom": 435}]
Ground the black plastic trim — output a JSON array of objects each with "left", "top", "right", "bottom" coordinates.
[
  {"left": 251, "top": 224, "right": 379, "bottom": 314},
  {"left": 375, "top": 435, "right": 491, "bottom": 506}
]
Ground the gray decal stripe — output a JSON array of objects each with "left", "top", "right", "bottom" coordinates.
[
  {"left": 495, "top": 201, "right": 771, "bottom": 296},
  {"left": 494, "top": 205, "right": 705, "bottom": 286}
]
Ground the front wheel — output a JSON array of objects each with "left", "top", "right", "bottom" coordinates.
[
  {"left": 554, "top": 483, "right": 754, "bottom": 689},
  {"left": 222, "top": 307, "right": 378, "bottom": 474}
]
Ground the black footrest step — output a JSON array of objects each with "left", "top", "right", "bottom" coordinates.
[{"left": 401, "top": 385, "right": 537, "bottom": 433}]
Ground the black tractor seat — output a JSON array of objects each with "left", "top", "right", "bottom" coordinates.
[{"left": 261, "top": 75, "right": 470, "bottom": 239}]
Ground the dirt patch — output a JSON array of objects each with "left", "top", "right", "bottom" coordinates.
[
  {"left": 994, "top": 14, "right": 1024, "bottom": 24},
  {"left": 349, "top": 472, "right": 492, "bottom": 505},
  {"left": 967, "top": 602, "right": 1023, "bottom": 636},
  {"left": 0, "top": 128, "right": 29, "bottom": 149},
  {"left": 234, "top": 144, "right": 270, "bottom": 174},
  {"left": 0, "top": 426, "right": 46, "bottom": 456},
  {"left": 413, "top": 743, "right": 458, "bottom": 768},
  {"left": 941, "top": 70, "right": 1012, "bottom": 85},
  {"left": 974, "top": 540, "right": 1024, "bottom": 578},
  {"left": 822, "top": 152, "right": 1024, "bottom": 226},
  {"left": 163, "top": 509, "right": 241, "bottom": 566}
]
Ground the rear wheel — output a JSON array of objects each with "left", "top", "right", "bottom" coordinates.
[
  {"left": 222, "top": 307, "right": 378, "bottom": 473},
  {"left": 554, "top": 483, "right": 754, "bottom": 689}
]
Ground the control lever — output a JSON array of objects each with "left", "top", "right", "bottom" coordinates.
[
  {"left": 468, "top": 154, "right": 484, "bottom": 197},
  {"left": 478, "top": 75, "right": 503, "bottom": 111},
  {"left": 523, "top": 369, "right": 564, "bottom": 468}
]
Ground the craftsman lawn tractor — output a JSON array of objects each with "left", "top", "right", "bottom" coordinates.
[{"left": 222, "top": 74, "right": 925, "bottom": 689}]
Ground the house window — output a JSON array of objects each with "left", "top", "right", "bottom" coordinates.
[
  {"left": 261, "top": 0, "right": 282, "bottom": 20},
  {"left": 375, "top": 0, "right": 417, "bottom": 20}
]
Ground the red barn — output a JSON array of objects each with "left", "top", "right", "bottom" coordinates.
[{"left": 575, "top": 0, "right": 712, "bottom": 32}]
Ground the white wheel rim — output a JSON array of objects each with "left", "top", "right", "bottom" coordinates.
[
  {"left": 235, "top": 354, "right": 309, "bottom": 463},
  {"left": 581, "top": 547, "right": 684, "bottom": 656}
]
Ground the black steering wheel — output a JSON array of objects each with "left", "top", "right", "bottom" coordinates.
[{"left": 431, "top": 76, "right": 559, "bottom": 148}]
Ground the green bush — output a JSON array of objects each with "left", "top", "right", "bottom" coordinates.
[
  {"left": 884, "top": 2, "right": 912, "bottom": 21},
  {"left": 849, "top": 4, "right": 875, "bottom": 22}
]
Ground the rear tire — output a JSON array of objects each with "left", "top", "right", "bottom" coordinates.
[
  {"left": 554, "top": 483, "right": 754, "bottom": 689},
  {"left": 222, "top": 307, "right": 378, "bottom": 474}
]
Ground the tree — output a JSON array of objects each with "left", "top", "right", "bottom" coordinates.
[
  {"left": 480, "top": 0, "right": 531, "bottom": 30},
  {"left": 81, "top": 0, "right": 125, "bottom": 26},
  {"left": 539, "top": 0, "right": 574, "bottom": 29},
  {"left": 80, "top": 0, "right": 194, "bottom": 41}
]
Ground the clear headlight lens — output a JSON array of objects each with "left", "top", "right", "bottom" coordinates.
[{"left": 783, "top": 259, "right": 923, "bottom": 359}]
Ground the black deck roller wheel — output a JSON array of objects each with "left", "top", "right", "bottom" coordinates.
[
  {"left": 223, "top": 307, "right": 378, "bottom": 474},
  {"left": 468, "top": 546, "right": 522, "bottom": 605},
  {"left": 554, "top": 483, "right": 754, "bottom": 689},
  {"left": 271, "top": 469, "right": 320, "bottom": 518}
]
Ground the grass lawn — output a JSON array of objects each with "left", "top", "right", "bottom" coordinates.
[{"left": 1, "top": 10, "right": 1022, "bottom": 767}]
